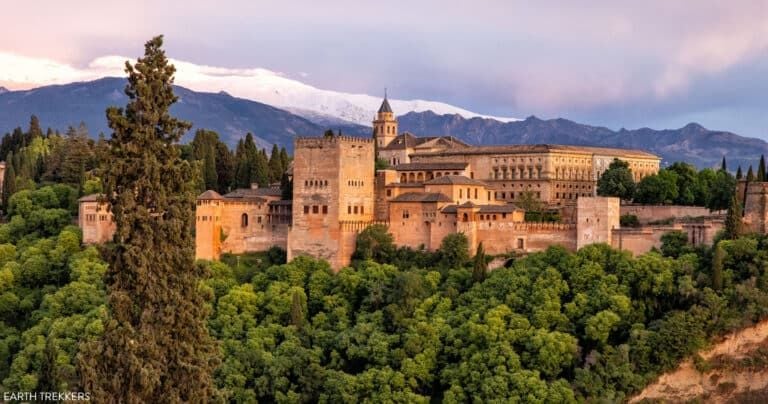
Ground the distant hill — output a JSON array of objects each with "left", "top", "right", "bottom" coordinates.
[
  {"left": 397, "top": 111, "right": 768, "bottom": 169},
  {"left": 2, "top": 78, "right": 768, "bottom": 168},
  {"left": 0, "top": 77, "right": 368, "bottom": 150}
]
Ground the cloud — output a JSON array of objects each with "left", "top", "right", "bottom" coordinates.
[{"left": 653, "top": 12, "right": 768, "bottom": 98}]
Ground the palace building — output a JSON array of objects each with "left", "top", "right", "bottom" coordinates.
[{"left": 78, "top": 96, "right": 683, "bottom": 269}]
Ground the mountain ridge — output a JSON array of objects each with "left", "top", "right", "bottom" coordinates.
[
  {"left": 1, "top": 78, "right": 767, "bottom": 168},
  {"left": 0, "top": 77, "right": 369, "bottom": 150},
  {"left": 396, "top": 111, "right": 768, "bottom": 168}
]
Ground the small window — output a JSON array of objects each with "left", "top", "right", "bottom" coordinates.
[
  {"left": 360, "top": 206, "right": 364, "bottom": 214},
  {"left": 354, "top": 206, "right": 358, "bottom": 214},
  {"left": 348, "top": 206, "right": 352, "bottom": 214},
  {"left": 322, "top": 206, "right": 328, "bottom": 214},
  {"left": 304, "top": 206, "right": 310, "bottom": 214},
  {"left": 387, "top": 190, "right": 392, "bottom": 197},
  {"left": 313, "top": 205, "right": 319, "bottom": 214},
  {"left": 517, "top": 238, "right": 524, "bottom": 249},
  {"left": 241, "top": 213, "right": 249, "bottom": 227}
]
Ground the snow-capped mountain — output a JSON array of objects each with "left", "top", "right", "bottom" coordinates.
[{"left": 72, "top": 56, "right": 521, "bottom": 126}]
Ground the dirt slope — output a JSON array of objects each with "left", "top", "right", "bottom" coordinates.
[{"left": 631, "top": 319, "right": 768, "bottom": 403}]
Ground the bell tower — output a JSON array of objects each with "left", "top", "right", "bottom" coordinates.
[{"left": 373, "top": 91, "right": 398, "bottom": 149}]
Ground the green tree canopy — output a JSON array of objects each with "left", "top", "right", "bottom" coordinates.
[
  {"left": 597, "top": 159, "right": 635, "bottom": 200},
  {"left": 79, "top": 35, "right": 218, "bottom": 403}
]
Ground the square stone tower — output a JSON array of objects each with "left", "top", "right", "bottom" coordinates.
[
  {"left": 743, "top": 182, "right": 768, "bottom": 234},
  {"left": 288, "top": 135, "right": 375, "bottom": 268},
  {"left": 577, "top": 196, "right": 620, "bottom": 249}
]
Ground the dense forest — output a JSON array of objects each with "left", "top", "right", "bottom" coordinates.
[
  {"left": 3, "top": 192, "right": 768, "bottom": 401},
  {"left": 2, "top": 35, "right": 768, "bottom": 402},
  {"left": 0, "top": 116, "right": 291, "bottom": 213}
]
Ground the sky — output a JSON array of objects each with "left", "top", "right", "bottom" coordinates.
[{"left": 1, "top": 0, "right": 768, "bottom": 138}]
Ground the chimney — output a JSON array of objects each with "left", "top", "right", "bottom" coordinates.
[{"left": 250, "top": 183, "right": 259, "bottom": 190}]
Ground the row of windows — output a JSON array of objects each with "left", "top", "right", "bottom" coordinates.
[
  {"left": 494, "top": 157, "right": 542, "bottom": 164},
  {"left": 347, "top": 180, "right": 365, "bottom": 187},
  {"left": 495, "top": 191, "right": 541, "bottom": 200},
  {"left": 498, "top": 183, "right": 541, "bottom": 188},
  {"left": 197, "top": 215, "right": 218, "bottom": 222},
  {"left": 491, "top": 166, "right": 542, "bottom": 180},
  {"left": 478, "top": 214, "right": 508, "bottom": 220},
  {"left": 400, "top": 171, "right": 462, "bottom": 183},
  {"left": 555, "top": 192, "right": 592, "bottom": 199},
  {"left": 303, "top": 205, "right": 329, "bottom": 215},
  {"left": 374, "top": 125, "right": 396, "bottom": 135},
  {"left": 347, "top": 205, "right": 365, "bottom": 215},
  {"left": 458, "top": 188, "right": 482, "bottom": 199},
  {"left": 85, "top": 214, "right": 109, "bottom": 222},
  {"left": 555, "top": 183, "right": 592, "bottom": 190},
  {"left": 304, "top": 179, "right": 328, "bottom": 188},
  {"left": 554, "top": 168, "right": 591, "bottom": 180}
]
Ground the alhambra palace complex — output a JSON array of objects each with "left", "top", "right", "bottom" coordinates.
[{"left": 73, "top": 97, "right": 768, "bottom": 269}]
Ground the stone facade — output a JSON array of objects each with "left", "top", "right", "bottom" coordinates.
[
  {"left": 194, "top": 186, "right": 291, "bottom": 260},
  {"left": 743, "top": 181, "right": 768, "bottom": 234},
  {"left": 287, "top": 135, "right": 375, "bottom": 268},
  {"left": 77, "top": 195, "right": 115, "bottom": 244},
  {"left": 79, "top": 97, "right": 704, "bottom": 270},
  {"left": 577, "top": 197, "right": 620, "bottom": 249}
]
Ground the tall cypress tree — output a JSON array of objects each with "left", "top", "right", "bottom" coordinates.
[
  {"left": 720, "top": 156, "right": 727, "bottom": 171},
  {"left": 79, "top": 36, "right": 218, "bottom": 402},
  {"left": 736, "top": 165, "right": 743, "bottom": 180},
  {"left": 759, "top": 155, "right": 766, "bottom": 182},
  {"left": 472, "top": 242, "right": 488, "bottom": 283},
  {"left": 268, "top": 144, "right": 282, "bottom": 183},
  {"left": 712, "top": 242, "right": 724, "bottom": 291},
  {"left": 724, "top": 193, "right": 742, "bottom": 240},
  {"left": 747, "top": 165, "right": 755, "bottom": 181},
  {"left": 2, "top": 153, "right": 15, "bottom": 209},
  {"left": 279, "top": 146, "right": 290, "bottom": 172}
]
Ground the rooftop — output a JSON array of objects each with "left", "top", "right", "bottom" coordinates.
[
  {"left": 412, "top": 143, "right": 659, "bottom": 159},
  {"left": 378, "top": 96, "right": 393, "bottom": 113},
  {"left": 78, "top": 193, "right": 105, "bottom": 202},
  {"left": 424, "top": 175, "right": 488, "bottom": 186},
  {"left": 394, "top": 162, "right": 468, "bottom": 171},
  {"left": 440, "top": 203, "right": 520, "bottom": 214},
  {"left": 390, "top": 192, "right": 453, "bottom": 203},
  {"left": 380, "top": 132, "right": 470, "bottom": 151}
]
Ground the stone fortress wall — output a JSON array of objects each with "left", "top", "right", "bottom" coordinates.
[{"left": 75, "top": 97, "right": 735, "bottom": 270}]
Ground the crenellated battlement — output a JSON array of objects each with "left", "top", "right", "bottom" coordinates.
[{"left": 294, "top": 135, "right": 375, "bottom": 148}]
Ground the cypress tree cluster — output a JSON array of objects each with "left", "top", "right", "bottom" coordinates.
[{"left": 79, "top": 35, "right": 219, "bottom": 402}]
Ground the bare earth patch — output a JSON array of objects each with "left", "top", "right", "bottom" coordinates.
[{"left": 631, "top": 319, "right": 768, "bottom": 403}]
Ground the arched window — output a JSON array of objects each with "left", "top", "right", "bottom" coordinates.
[
  {"left": 462, "top": 213, "right": 469, "bottom": 222},
  {"left": 241, "top": 213, "right": 249, "bottom": 227}
]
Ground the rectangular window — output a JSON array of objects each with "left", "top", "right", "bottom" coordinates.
[
  {"left": 354, "top": 206, "right": 358, "bottom": 214},
  {"left": 312, "top": 205, "right": 319, "bottom": 214},
  {"left": 517, "top": 238, "right": 524, "bottom": 249},
  {"left": 360, "top": 206, "right": 364, "bottom": 214},
  {"left": 348, "top": 206, "right": 352, "bottom": 214},
  {"left": 304, "top": 205, "right": 310, "bottom": 214},
  {"left": 474, "top": 188, "right": 478, "bottom": 199},
  {"left": 322, "top": 206, "right": 328, "bottom": 214},
  {"left": 386, "top": 190, "right": 392, "bottom": 197}
]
